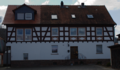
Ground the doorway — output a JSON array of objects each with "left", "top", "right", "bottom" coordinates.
[{"left": 70, "top": 47, "right": 78, "bottom": 59}]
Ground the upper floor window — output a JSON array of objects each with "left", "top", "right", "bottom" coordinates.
[
  {"left": 16, "top": 28, "right": 32, "bottom": 41},
  {"left": 96, "top": 28, "right": 102, "bottom": 36},
  {"left": 52, "top": 28, "right": 58, "bottom": 36},
  {"left": 25, "top": 29, "right": 32, "bottom": 41},
  {"left": 17, "top": 13, "right": 24, "bottom": 20},
  {"left": 17, "top": 29, "right": 23, "bottom": 41},
  {"left": 78, "top": 28, "right": 85, "bottom": 36},
  {"left": 25, "top": 13, "right": 32, "bottom": 20},
  {"left": 70, "top": 28, "right": 77, "bottom": 36}
]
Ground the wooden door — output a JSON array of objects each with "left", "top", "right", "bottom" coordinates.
[{"left": 70, "top": 47, "right": 78, "bottom": 59}]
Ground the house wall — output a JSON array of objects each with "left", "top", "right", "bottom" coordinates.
[{"left": 6, "top": 41, "right": 114, "bottom": 60}]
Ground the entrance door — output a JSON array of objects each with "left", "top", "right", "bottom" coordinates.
[
  {"left": 0, "top": 55, "right": 1, "bottom": 64},
  {"left": 70, "top": 47, "right": 78, "bottom": 59}
]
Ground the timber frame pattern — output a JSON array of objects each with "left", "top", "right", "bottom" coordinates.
[{"left": 6, "top": 24, "right": 114, "bottom": 43}]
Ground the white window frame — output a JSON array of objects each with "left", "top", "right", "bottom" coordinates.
[
  {"left": 96, "top": 45, "right": 102, "bottom": 54},
  {"left": 25, "top": 29, "right": 32, "bottom": 41},
  {"left": 16, "top": 29, "right": 23, "bottom": 41},
  {"left": 87, "top": 14, "right": 94, "bottom": 18},
  {"left": 25, "top": 13, "right": 32, "bottom": 20},
  {"left": 52, "top": 28, "right": 58, "bottom": 36},
  {"left": 78, "top": 28, "right": 85, "bottom": 36},
  {"left": 17, "top": 13, "right": 24, "bottom": 20},
  {"left": 96, "top": 27, "right": 102, "bottom": 36},
  {"left": 51, "top": 45, "right": 58, "bottom": 54},
  {"left": 70, "top": 28, "right": 77, "bottom": 36},
  {"left": 51, "top": 15, "right": 57, "bottom": 19}
]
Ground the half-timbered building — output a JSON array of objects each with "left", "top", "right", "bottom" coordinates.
[{"left": 2, "top": 2, "right": 117, "bottom": 67}]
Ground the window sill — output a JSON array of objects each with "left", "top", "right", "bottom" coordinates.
[
  {"left": 51, "top": 53, "right": 59, "bottom": 55},
  {"left": 96, "top": 53, "right": 103, "bottom": 54}
]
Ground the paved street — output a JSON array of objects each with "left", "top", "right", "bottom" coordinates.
[{"left": 0, "top": 64, "right": 116, "bottom": 70}]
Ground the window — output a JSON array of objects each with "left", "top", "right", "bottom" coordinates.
[
  {"left": 16, "top": 28, "right": 32, "bottom": 41},
  {"left": 52, "top": 28, "right": 58, "bottom": 36},
  {"left": 51, "top": 15, "right": 57, "bottom": 19},
  {"left": 78, "top": 28, "right": 85, "bottom": 36},
  {"left": 87, "top": 14, "right": 94, "bottom": 18},
  {"left": 70, "top": 28, "right": 77, "bottom": 36},
  {"left": 52, "top": 45, "right": 58, "bottom": 53},
  {"left": 96, "top": 28, "right": 102, "bottom": 36},
  {"left": 17, "top": 29, "right": 23, "bottom": 41},
  {"left": 25, "top": 13, "right": 32, "bottom": 20},
  {"left": 25, "top": 29, "right": 32, "bottom": 41},
  {"left": 71, "top": 14, "right": 76, "bottom": 18},
  {"left": 96, "top": 45, "right": 102, "bottom": 54},
  {"left": 23, "top": 53, "right": 28, "bottom": 60},
  {"left": 17, "top": 13, "right": 24, "bottom": 20}
]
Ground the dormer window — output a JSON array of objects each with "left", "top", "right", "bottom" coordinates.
[
  {"left": 17, "top": 13, "right": 24, "bottom": 20},
  {"left": 87, "top": 14, "right": 94, "bottom": 18},
  {"left": 51, "top": 15, "right": 57, "bottom": 19},
  {"left": 25, "top": 13, "right": 32, "bottom": 20}
]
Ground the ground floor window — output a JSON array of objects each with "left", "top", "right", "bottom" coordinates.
[
  {"left": 23, "top": 53, "right": 28, "bottom": 60},
  {"left": 52, "top": 45, "right": 58, "bottom": 53},
  {"left": 96, "top": 45, "right": 102, "bottom": 54}
]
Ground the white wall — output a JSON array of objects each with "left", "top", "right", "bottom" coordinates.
[{"left": 6, "top": 41, "right": 114, "bottom": 60}]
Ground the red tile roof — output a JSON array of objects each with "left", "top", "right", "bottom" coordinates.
[
  {"left": 2, "top": 5, "right": 116, "bottom": 25},
  {"left": 3, "top": 5, "right": 41, "bottom": 24}
]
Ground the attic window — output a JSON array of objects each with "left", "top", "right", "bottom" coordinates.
[
  {"left": 87, "top": 14, "right": 94, "bottom": 18},
  {"left": 25, "top": 13, "right": 32, "bottom": 20},
  {"left": 51, "top": 15, "right": 57, "bottom": 19},
  {"left": 71, "top": 14, "right": 76, "bottom": 18},
  {"left": 17, "top": 13, "right": 24, "bottom": 20}
]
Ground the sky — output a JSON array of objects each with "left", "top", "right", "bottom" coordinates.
[{"left": 0, "top": 0, "right": 120, "bottom": 37}]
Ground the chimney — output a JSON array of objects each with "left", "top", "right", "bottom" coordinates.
[
  {"left": 81, "top": 3, "right": 85, "bottom": 8},
  {"left": 117, "top": 34, "right": 120, "bottom": 44},
  {"left": 61, "top": 1, "right": 64, "bottom": 8}
]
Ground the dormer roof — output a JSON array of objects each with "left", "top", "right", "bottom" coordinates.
[{"left": 13, "top": 4, "right": 37, "bottom": 14}]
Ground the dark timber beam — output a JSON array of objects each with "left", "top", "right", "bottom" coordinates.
[
  {"left": 105, "top": 27, "right": 112, "bottom": 40},
  {"left": 34, "top": 27, "right": 39, "bottom": 41},
  {"left": 43, "top": 27, "right": 49, "bottom": 41},
  {"left": 9, "top": 27, "right": 14, "bottom": 41}
]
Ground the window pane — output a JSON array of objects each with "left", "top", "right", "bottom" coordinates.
[
  {"left": 96, "top": 28, "right": 102, "bottom": 36},
  {"left": 25, "top": 29, "right": 31, "bottom": 35},
  {"left": 17, "top": 36, "right": 23, "bottom": 41},
  {"left": 25, "top": 13, "right": 32, "bottom": 20},
  {"left": 17, "top": 29, "right": 23, "bottom": 35},
  {"left": 25, "top": 29, "right": 31, "bottom": 41},
  {"left": 17, "top": 29, "right": 23, "bottom": 41},
  {"left": 79, "top": 28, "right": 85, "bottom": 36},
  {"left": 70, "top": 28, "right": 77, "bottom": 35},
  {"left": 52, "top": 45, "right": 58, "bottom": 53},
  {"left": 23, "top": 53, "right": 28, "bottom": 60},
  {"left": 52, "top": 28, "right": 58, "bottom": 35},
  {"left": 17, "top": 13, "right": 24, "bottom": 20},
  {"left": 96, "top": 45, "right": 102, "bottom": 53}
]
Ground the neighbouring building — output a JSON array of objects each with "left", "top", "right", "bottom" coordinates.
[
  {"left": 108, "top": 34, "right": 120, "bottom": 69},
  {"left": 2, "top": 1, "right": 116, "bottom": 67}
]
